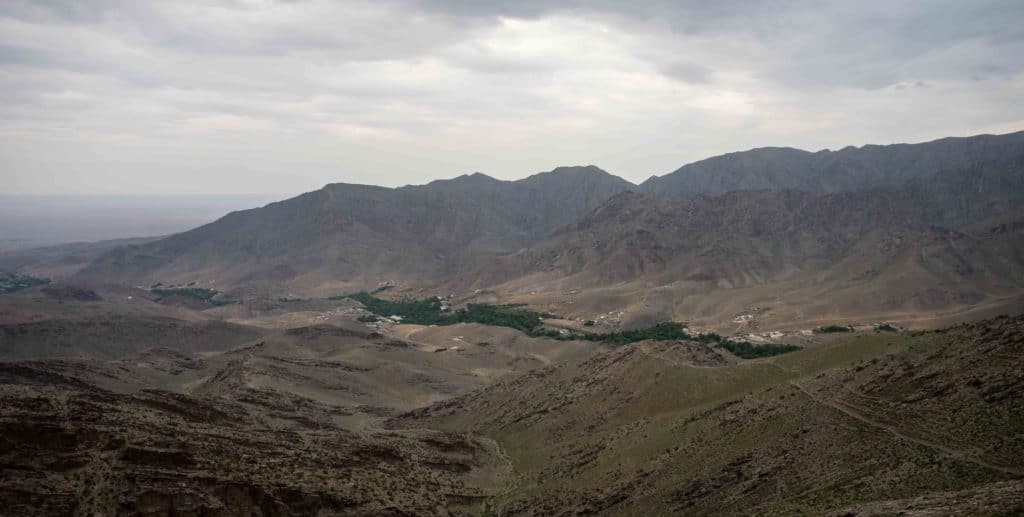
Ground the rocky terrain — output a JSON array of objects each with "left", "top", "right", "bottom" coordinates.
[
  {"left": 47, "top": 130, "right": 1023, "bottom": 332},
  {"left": 0, "top": 359, "right": 512, "bottom": 515},
  {"left": 396, "top": 315, "right": 1024, "bottom": 515},
  {"left": 0, "top": 287, "right": 267, "bottom": 360},
  {"left": 71, "top": 166, "right": 633, "bottom": 296},
  {"left": 0, "top": 237, "right": 160, "bottom": 281},
  {"left": 479, "top": 157, "right": 1024, "bottom": 328},
  {"left": 0, "top": 290, "right": 607, "bottom": 515},
  {"left": 1, "top": 130, "right": 1023, "bottom": 515},
  {"left": 0, "top": 278, "right": 1022, "bottom": 515},
  {"left": 639, "top": 130, "right": 1024, "bottom": 196}
]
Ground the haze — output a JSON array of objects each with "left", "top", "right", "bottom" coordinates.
[
  {"left": 2, "top": 0, "right": 1023, "bottom": 196},
  {"left": 0, "top": 194, "right": 280, "bottom": 249}
]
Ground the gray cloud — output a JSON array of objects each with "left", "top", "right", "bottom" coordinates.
[
  {"left": 0, "top": 0, "right": 1022, "bottom": 195},
  {"left": 407, "top": 0, "right": 1024, "bottom": 88},
  {"left": 657, "top": 60, "right": 714, "bottom": 84}
]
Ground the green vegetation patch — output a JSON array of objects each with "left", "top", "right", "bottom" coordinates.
[
  {"left": 0, "top": 272, "right": 50, "bottom": 294},
  {"left": 149, "top": 285, "right": 234, "bottom": 305},
  {"left": 458, "top": 303, "right": 555, "bottom": 333},
  {"left": 346, "top": 292, "right": 552, "bottom": 334},
  {"left": 579, "top": 322, "right": 799, "bottom": 357},
  {"left": 577, "top": 322, "right": 691, "bottom": 345},
  {"left": 349, "top": 293, "right": 801, "bottom": 358},
  {"left": 719, "top": 340, "right": 801, "bottom": 359},
  {"left": 555, "top": 322, "right": 799, "bottom": 357},
  {"left": 814, "top": 324, "right": 855, "bottom": 334},
  {"left": 347, "top": 293, "right": 449, "bottom": 324},
  {"left": 151, "top": 286, "right": 220, "bottom": 300}
]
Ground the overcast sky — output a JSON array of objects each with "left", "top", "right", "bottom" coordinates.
[{"left": 2, "top": 0, "right": 1023, "bottom": 195}]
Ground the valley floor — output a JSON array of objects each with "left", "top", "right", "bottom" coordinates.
[{"left": 1, "top": 286, "right": 1022, "bottom": 515}]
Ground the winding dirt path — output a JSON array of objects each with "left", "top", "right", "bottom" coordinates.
[{"left": 789, "top": 380, "right": 1023, "bottom": 478}]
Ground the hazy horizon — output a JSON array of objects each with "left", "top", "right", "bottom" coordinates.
[
  {"left": 4, "top": 127, "right": 1023, "bottom": 248},
  {"left": 5, "top": 128, "right": 1024, "bottom": 197},
  {"left": 0, "top": 194, "right": 281, "bottom": 249}
]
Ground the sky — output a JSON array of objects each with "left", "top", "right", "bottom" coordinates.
[{"left": 2, "top": 0, "right": 1023, "bottom": 196}]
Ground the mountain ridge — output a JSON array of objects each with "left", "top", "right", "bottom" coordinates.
[
  {"left": 72, "top": 165, "right": 636, "bottom": 294},
  {"left": 640, "top": 130, "right": 1024, "bottom": 196},
  {"left": 68, "top": 131, "right": 1024, "bottom": 329}
]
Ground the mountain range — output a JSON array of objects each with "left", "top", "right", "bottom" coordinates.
[
  {"left": 639, "top": 130, "right": 1024, "bottom": 196},
  {"left": 3, "top": 131, "right": 1024, "bottom": 515},
  {"left": 65, "top": 130, "right": 1024, "bottom": 330},
  {"left": 73, "top": 165, "right": 633, "bottom": 295}
]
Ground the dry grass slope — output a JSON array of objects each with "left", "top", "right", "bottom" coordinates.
[{"left": 395, "top": 315, "right": 1024, "bottom": 515}]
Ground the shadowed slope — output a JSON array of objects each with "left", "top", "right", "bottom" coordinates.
[
  {"left": 475, "top": 154, "right": 1024, "bottom": 326},
  {"left": 74, "top": 166, "right": 634, "bottom": 294},
  {"left": 640, "top": 130, "right": 1024, "bottom": 196}
]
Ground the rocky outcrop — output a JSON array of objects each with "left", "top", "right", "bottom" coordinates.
[{"left": 0, "top": 360, "right": 510, "bottom": 515}]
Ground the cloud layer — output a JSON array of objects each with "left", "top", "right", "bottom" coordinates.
[{"left": 2, "top": 0, "right": 1023, "bottom": 194}]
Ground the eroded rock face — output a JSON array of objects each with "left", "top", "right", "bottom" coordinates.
[
  {"left": 119, "top": 482, "right": 327, "bottom": 517},
  {"left": 5, "top": 313, "right": 1023, "bottom": 515},
  {"left": 0, "top": 361, "right": 509, "bottom": 516}
]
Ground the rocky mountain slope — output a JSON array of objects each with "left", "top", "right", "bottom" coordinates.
[
  {"left": 2, "top": 254, "right": 1022, "bottom": 514},
  {"left": 476, "top": 152, "right": 1024, "bottom": 328},
  {"left": 0, "top": 236, "right": 160, "bottom": 280},
  {"left": 0, "top": 358, "right": 512, "bottom": 515},
  {"left": 0, "top": 286, "right": 268, "bottom": 360},
  {"left": 0, "top": 298, "right": 607, "bottom": 515},
  {"left": 395, "top": 315, "right": 1024, "bottom": 514},
  {"left": 640, "top": 130, "right": 1024, "bottom": 196},
  {"left": 67, "top": 131, "right": 1022, "bottom": 300},
  {"left": 46, "top": 130, "right": 1023, "bottom": 331},
  {"left": 73, "top": 166, "right": 633, "bottom": 295}
]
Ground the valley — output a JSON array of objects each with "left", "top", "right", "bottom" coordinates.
[
  {"left": 1, "top": 131, "right": 1023, "bottom": 515},
  {"left": 3, "top": 282, "right": 1021, "bottom": 514}
]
